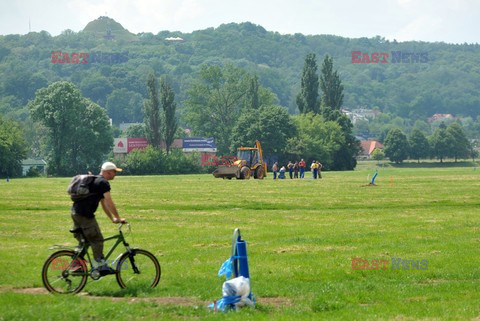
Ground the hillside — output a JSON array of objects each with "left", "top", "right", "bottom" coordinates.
[
  {"left": 82, "top": 16, "right": 138, "bottom": 42},
  {"left": 0, "top": 17, "right": 479, "bottom": 124}
]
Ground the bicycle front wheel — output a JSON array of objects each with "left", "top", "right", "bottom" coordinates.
[
  {"left": 42, "top": 250, "right": 88, "bottom": 294},
  {"left": 116, "top": 249, "right": 161, "bottom": 289}
]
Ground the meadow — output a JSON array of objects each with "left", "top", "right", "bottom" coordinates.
[{"left": 0, "top": 162, "right": 479, "bottom": 320}]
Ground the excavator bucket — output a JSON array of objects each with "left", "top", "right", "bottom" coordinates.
[{"left": 212, "top": 166, "right": 239, "bottom": 179}]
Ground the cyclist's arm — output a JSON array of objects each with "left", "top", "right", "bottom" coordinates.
[{"left": 101, "top": 192, "right": 126, "bottom": 223}]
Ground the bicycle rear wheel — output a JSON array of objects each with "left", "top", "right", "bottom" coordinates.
[
  {"left": 116, "top": 249, "right": 161, "bottom": 289},
  {"left": 42, "top": 250, "right": 88, "bottom": 294}
]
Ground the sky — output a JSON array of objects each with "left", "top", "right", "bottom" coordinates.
[{"left": 0, "top": 0, "right": 478, "bottom": 44}]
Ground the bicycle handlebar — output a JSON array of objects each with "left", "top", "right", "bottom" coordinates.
[{"left": 118, "top": 223, "right": 131, "bottom": 233}]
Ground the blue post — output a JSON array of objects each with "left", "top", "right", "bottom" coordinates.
[
  {"left": 371, "top": 170, "right": 378, "bottom": 185},
  {"left": 232, "top": 228, "right": 250, "bottom": 279},
  {"left": 234, "top": 239, "right": 250, "bottom": 279}
]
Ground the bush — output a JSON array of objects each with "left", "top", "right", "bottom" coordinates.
[
  {"left": 26, "top": 166, "right": 42, "bottom": 177},
  {"left": 117, "top": 147, "right": 205, "bottom": 175}
]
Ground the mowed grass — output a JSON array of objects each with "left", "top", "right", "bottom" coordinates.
[{"left": 1, "top": 163, "right": 480, "bottom": 320}]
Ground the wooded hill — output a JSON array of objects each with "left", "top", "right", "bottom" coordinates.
[{"left": 1, "top": 16, "right": 479, "bottom": 124}]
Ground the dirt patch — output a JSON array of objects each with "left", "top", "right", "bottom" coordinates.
[
  {"left": 83, "top": 294, "right": 205, "bottom": 306},
  {"left": 258, "top": 297, "right": 292, "bottom": 307},
  {"left": 1, "top": 287, "right": 290, "bottom": 307},
  {"left": 0, "top": 287, "right": 49, "bottom": 295}
]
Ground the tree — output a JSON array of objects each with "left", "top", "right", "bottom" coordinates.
[
  {"left": 0, "top": 115, "right": 27, "bottom": 177},
  {"left": 28, "top": 81, "right": 113, "bottom": 175},
  {"left": 447, "top": 122, "right": 470, "bottom": 162},
  {"left": 321, "top": 107, "right": 360, "bottom": 170},
  {"left": 144, "top": 73, "right": 162, "bottom": 148},
  {"left": 184, "top": 64, "right": 251, "bottom": 154},
  {"left": 230, "top": 105, "right": 296, "bottom": 162},
  {"left": 106, "top": 88, "right": 143, "bottom": 125},
  {"left": 245, "top": 75, "right": 260, "bottom": 109},
  {"left": 409, "top": 128, "right": 430, "bottom": 163},
  {"left": 430, "top": 126, "right": 455, "bottom": 163},
  {"left": 160, "top": 77, "right": 178, "bottom": 153},
  {"left": 69, "top": 99, "right": 114, "bottom": 172},
  {"left": 286, "top": 112, "right": 345, "bottom": 169},
  {"left": 320, "top": 55, "right": 344, "bottom": 110},
  {"left": 384, "top": 128, "right": 409, "bottom": 163},
  {"left": 371, "top": 148, "right": 385, "bottom": 163},
  {"left": 79, "top": 73, "right": 113, "bottom": 107},
  {"left": 124, "top": 124, "right": 146, "bottom": 138},
  {"left": 296, "top": 53, "right": 319, "bottom": 114}
]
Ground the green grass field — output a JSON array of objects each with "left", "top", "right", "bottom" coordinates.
[{"left": 1, "top": 162, "right": 479, "bottom": 320}]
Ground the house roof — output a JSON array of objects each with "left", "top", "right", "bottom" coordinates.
[{"left": 360, "top": 140, "right": 384, "bottom": 156}]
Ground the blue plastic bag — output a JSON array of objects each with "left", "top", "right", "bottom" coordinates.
[{"left": 218, "top": 257, "right": 233, "bottom": 279}]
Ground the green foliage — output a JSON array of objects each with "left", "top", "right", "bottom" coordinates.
[
  {"left": 371, "top": 148, "right": 385, "bottom": 162},
  {"left": 245, "top": 75, "right": 260, "bottom": 109},
  {"left": 106, "top": 88, "right": 143, "bottom": 125},
  {"left": 446, "top": 122, "right": 471, "bottom": 162},
  {"left": 430, "top": 126, "right": 455, "bottom": 162},
  {"left": 409, "top": 128, "right": 430, "bottom": 162},
  {"left": 25, "top": 166, "right": 41, "bottom": 177},
  {"left": 79, "top": 73, "right": 113, "bottom": 107},
  {"left": 1, "top": 22, "right": 480, "bottom": 124},
  {"left": 73, "top": 99, "right": 114, "bottom": 171},
  {"left": 384, "top": 128, "right": 409, "bottom": 163},
  {"left": 184, "top": 64, "right": 251, "bottom": 154},
  {"left": 0, "top": 115, "right": 27, "bottom": 177},
  {"left": 123, "top": 124, "right": 146, "bottom": 138},
  {"left": 321, "top": 107, "right": 360, "bottom": 170},
  {"left": 320, "top": 55, "right": 344, "bottom": 109},
  {"left": 296, "top": 53, "right": 319, "bottom": 114},
  {"left": 28, "top": 81, "right": 113, "bottom": 175},
  {"left": 160, "top": 78, "right": 178, "bottom": 153},
  {"left": 144, "top": 74, "right": 162, "bottom": 148},
  {"left": 230, "top": 105, "right": 296, "bottom": 161},
  {"left": 286, "top": 112, "right": 344, "bottom": 169},
  {"left": 118, "top": 146, "right": 202, "bottom": 175}
]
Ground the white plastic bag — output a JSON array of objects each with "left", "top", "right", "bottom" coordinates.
[{"left": 222, "top": 276, "right": 255, "bottom": 309}]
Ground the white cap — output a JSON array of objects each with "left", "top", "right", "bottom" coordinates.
[{"left": 101, "top": 162, "right": 122, "bottom": 172}]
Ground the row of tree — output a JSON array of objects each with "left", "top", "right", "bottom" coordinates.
[
  {"left": 354, "top": 112, "right": 480, "bottom": 142},
  {"left": 8, "top": 52, "right": 355, "bottom": 176},
  {"left": 382, "top": 122, "right": 474, "bottom": 163},
  {"left": 182, "top": 54, "right": 358, "bottom": 170}
]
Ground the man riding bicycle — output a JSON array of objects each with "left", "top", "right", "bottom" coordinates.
[{"left": 71, "top": 162, "right": 127, "bottom": 276}]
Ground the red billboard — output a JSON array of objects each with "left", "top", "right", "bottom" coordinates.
[{"left": 127, "top": 138, "right": 148, "bottom": 153}]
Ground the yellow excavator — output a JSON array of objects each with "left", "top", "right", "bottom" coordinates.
[{"left": 212, "top": 140, "right": 267, "bottom": 180}]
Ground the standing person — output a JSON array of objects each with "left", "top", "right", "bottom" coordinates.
[
  {"left": 71, "top": 162, "right": 127, "bottom": 275},
  {"left": 310, "top": 160, "right": 318, "bottom": 179},
  {"left": 272, "top": 162, "right": 278, "bottom": 180},
  {"left": 299, "top": 159, "right": 306, "bottom": 179},
  {"left": 317, "top": 161, "right": 323, "bottom": 179},
  {"left": 293, "top": 161, "right": 299, "bottom": 179},
  {"left": 287, "top": 161, "right": 294, "bottom": 179}
]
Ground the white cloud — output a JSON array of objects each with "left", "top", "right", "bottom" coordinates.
[{"left": 389, "top": 15, "right": 443, "bottom": 42}]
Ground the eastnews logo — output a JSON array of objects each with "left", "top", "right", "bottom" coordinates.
[
  {"left": 201, "top": 154, "right": 238, "bottom": 167},
  {"left": 51, "top": 51, "right": 129, "bottom": 64},
  {"left": 351, "top": 258, "right": 428, "bottom": 270},
  {"left": 351, "top": 51, "right": 428, "bottom": 63}
]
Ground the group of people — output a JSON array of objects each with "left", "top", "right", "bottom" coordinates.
[{"left": 271, "top": 159, "right": 323, "bottom": 180}]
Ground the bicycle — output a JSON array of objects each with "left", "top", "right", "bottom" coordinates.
[{"left": 41, "top": 224, "right": 161, "bottom": 294}]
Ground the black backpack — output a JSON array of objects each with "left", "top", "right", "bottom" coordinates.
[{"left": 67, "top": 174, "right": 98, "bottom": 201}]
